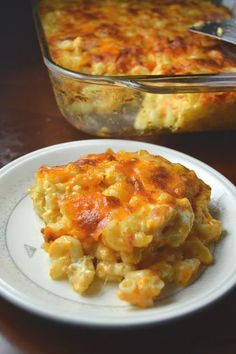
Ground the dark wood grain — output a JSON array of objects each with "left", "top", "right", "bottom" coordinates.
[{"left": 0, "top": 1, "right": 236, "bottom": 354}]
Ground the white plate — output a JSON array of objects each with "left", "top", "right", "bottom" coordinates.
[{"left": 0, "top": 139, "right": 236, "bottom": 327}]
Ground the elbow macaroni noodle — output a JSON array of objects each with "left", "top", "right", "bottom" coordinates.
[{"left": 30, "top": 150, "right": 222, "bottom": 307}]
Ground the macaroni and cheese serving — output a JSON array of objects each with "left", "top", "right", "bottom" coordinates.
[{"left": 29, "top": 150, "right": 222, "bottom": 307}]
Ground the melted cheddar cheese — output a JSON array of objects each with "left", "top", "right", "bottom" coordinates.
[
  {"left": 40, "top": 0, "right": 235, "bottom": 76},
  {"left": 30, "top": 150, "right": 222, "bottom": 307}
]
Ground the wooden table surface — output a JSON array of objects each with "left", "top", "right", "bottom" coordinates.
[{"left": 1, "top": 1, "right": 236, "bottom": 354}]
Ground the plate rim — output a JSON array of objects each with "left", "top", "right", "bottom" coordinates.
[{"left": 0, "top": 139, "right": 236, "bottom": 327}]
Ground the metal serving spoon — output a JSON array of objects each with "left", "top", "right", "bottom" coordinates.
[{"left": 189, "top": 18, "right": 236, "bottom": 45}]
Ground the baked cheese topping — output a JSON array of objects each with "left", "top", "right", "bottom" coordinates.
[
  {"left": 30, "top": 150, "right": 222, "bottom": 307},
  {"left": 40, "top": 0, "right": 236, "bottom": 75}
]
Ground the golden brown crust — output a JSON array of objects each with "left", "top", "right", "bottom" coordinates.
[
  {"left": 30, "top": 149, "right": 214, "bottom": 242},
  {"left": 40, "top": 0, "right": 236, "bottom": 75}
]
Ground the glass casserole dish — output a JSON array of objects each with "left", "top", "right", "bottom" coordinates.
[{"left": 33, "top": 0, "right": 236, "bottom": 137}]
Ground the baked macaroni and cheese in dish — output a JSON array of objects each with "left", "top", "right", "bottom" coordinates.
[
  {"left": 29, "top": 150, "right": 222, "bottom": 307},
  {"left": 38, "top": 0, "right": 236, "bottom": 135}
]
